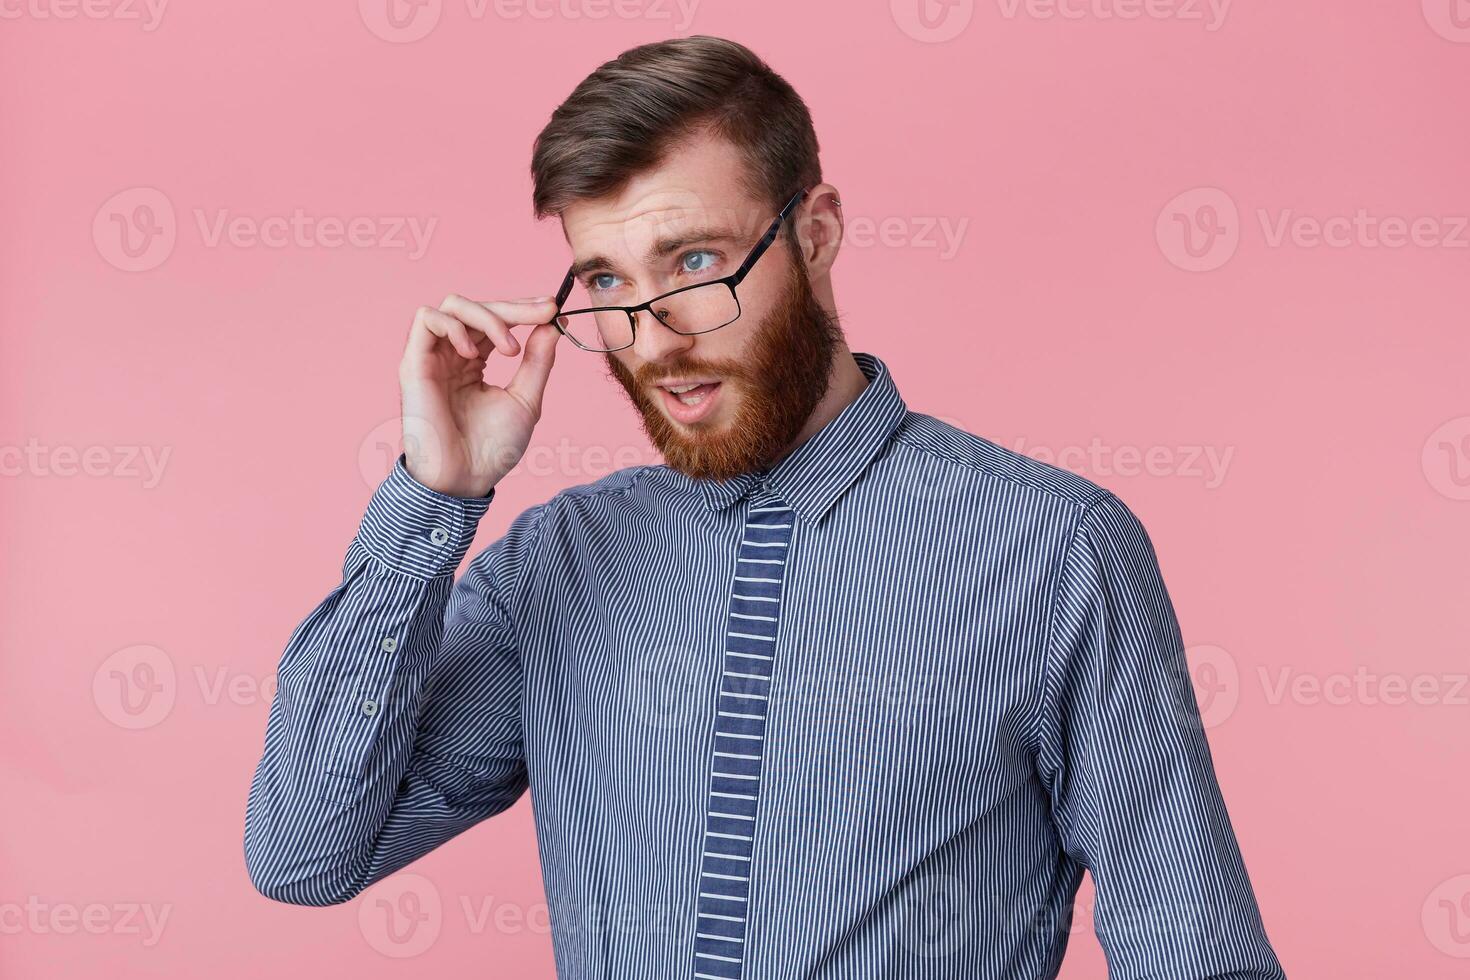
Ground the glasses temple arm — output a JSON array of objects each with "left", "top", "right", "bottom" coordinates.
[
  {"left": 730, "top": 187, "right": 810, "bottom": 286},
  {"left": 553, "top": 267, "right": 576, "bottom": 311}
]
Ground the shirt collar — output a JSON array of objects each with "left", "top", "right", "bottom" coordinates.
[{"left": 695, "top": 351, "right": 907, "bottom": 525}]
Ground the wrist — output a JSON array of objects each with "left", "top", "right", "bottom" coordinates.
[
  {"left": 403, "top": 459, "right": 497, "bottom": 501},
  {"left": 356, "top": 454, "right": 495, "bottom": 578}
]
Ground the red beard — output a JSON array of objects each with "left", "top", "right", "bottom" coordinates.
[{"left": 606, "top": 251, "right": 843, "bottom": 481}]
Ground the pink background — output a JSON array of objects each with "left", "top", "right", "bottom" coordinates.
[{"left": 3, "top": 2, "right": 1468, "bottom": 977}]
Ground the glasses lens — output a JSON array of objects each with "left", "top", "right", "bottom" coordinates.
[
  {"left": 556, "top": 278, "right": 633, "bottom": 351},
  {"left": 556, "top": 280, "right": 741, "bottom": 350},
  {"left": 554, "top": 309, "right": 633, "bottom": 352},
  {"left": 648, "top": 282, "right": 739, "bottom": 334}
]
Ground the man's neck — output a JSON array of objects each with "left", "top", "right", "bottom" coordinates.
[{"left": 769, "top": 346, "right": 869, "bottom": 467}]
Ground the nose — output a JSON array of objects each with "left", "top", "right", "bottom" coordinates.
[{"left": 631, "top": 308, "right": 695, "bottom": 364}]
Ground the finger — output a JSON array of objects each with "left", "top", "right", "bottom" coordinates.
[
  {"left": 505, "top": 321, "right": 561, "bottom": 417},
  {"left": 406, "top": 306, "right": 456, "bottom": 361},
  {"left": 411, "top": 306, "right": 480, "bottom": 359},
  {"left": 481, "top": 297, "right": 561, "bottom": 330},
  {"left": 441, "top": 293, "right": 519, "bottom": 356}
]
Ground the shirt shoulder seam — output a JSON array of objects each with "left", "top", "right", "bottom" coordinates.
[
  {"left": 889, "top": 417, "right": 1110, "bottom": 510},
  {"left": 1025, "top": 489, "right": 1119, "bottom": 759}
]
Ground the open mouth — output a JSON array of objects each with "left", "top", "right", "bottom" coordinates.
[{"left": 656, "top": 380, "right": 723, "bottom": 424}]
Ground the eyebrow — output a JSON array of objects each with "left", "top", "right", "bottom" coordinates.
[{"left": 567, "top": 226, "right": 747, "bottom": 282}]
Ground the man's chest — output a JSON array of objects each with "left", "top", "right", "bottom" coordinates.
[{"left": 515, "top": 511, "right": 1053, "bottom": 835}]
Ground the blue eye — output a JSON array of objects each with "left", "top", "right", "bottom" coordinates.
[
  {"left": 590, "top": 273, "right": 621, "bottom": 292},
  {"left": 680, "top": 250, "right": 718, "bottom": 275}
]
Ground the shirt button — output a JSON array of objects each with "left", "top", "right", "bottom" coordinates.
[
  {"left": 380, "top": 637, "right": 398, "bottom": 653},
  {"left": 361, "top": 699, "right": 378, "bottom": 717},
  {"left": 429, "top": 527, "right": 450, "bottom": 546}
]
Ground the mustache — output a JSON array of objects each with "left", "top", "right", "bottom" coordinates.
[{"left": 635, "top": 358, "right": 750, "bottom": 388}]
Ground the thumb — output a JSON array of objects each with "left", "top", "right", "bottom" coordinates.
[{"left": 505, "top": 321, "right": 561, "bottom": 417}]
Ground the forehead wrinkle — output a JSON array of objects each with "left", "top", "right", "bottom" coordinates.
[
  {"left": 644, "top": 227, "right": 743, "bottom": 262},
  {"left": 569, "top": 224, "right": 746, "bottom": 281}
]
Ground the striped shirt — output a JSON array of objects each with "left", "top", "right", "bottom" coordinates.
[{"left": 245, "top": 351, "right": 1286, "bottom": 979}]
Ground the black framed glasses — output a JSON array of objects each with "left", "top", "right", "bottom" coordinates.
[{"left": 548, "top": 187, "right": 809, "bottom": 353}]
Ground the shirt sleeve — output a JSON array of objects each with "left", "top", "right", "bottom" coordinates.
[
  {"left": 244, "top": 453, "right": 545, "bottom": 906},
  {"left": 1033, "top": 491, "right": 1286, "bottom": 979}
]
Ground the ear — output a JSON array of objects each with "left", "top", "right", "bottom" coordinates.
[{"left": 794, "top": 184, "right": 843, "bottom": 277}]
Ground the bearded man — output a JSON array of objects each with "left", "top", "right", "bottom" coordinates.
[{"left": 245, "top": 35, "right": 1285, "bottom": 980}]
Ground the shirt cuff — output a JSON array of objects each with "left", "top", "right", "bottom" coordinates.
[{"left": 354, "top": 453, "right": 495, "bottom": 578}]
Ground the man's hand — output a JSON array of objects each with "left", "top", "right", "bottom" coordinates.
[{"left": 398, "top": 293, "right": 562, "bottom": 498}]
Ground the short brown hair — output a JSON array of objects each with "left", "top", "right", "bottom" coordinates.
[{"left": 530, "top": 36, "right": 822, "bottom": 225}]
